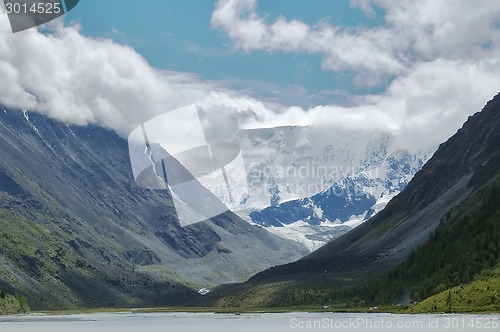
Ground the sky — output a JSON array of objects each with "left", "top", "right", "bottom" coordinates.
[
  {"left": 64, "top": 0, "right": 385, "bottom": 106},
  {"left": 0, "top": 0, "right": 500, "bottom": 152}
]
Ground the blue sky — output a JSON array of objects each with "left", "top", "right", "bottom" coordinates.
[{"left": 64, "top": 0, "right": 384, "bottom": 106}]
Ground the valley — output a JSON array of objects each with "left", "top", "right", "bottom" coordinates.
[{"left": 196, "top": 92, "right": 500, "bottom": 313}]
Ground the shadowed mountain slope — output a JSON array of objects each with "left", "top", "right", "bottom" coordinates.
[{"left": 0, "top": 108, "right": 306, "bottom": 309}]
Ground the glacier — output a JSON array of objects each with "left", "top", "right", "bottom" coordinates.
[{"left": 229, "top": 125, "right": 434, "bottom": 250}]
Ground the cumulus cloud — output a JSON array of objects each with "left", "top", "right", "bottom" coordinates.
[
  {"left": 211, "top": 0, "right": 406, "bottom": 81},
  {"left": 0, "top": 6, "right": 312, "bottom": 138},
  {"left": 212, "top": 0, "right": 500, "bottom": 82},
  {"left": 0, "top": 10, "right": 213, "bottom": 135},
  {"left": 210, "top": 0, "right": 500, "bottom": 151}
]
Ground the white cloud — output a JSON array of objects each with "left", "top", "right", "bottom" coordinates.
[
  {"left": 0, "top": 10, "right": 212, "bottom": 135},
  {"left": 212, "top": 0, "right": 500, "bottom": 82},
  {"left": 210, "top": 0, "right": 500, "bottom": 151},
  {"left": 350, "top": 0, "right": 376, "bottom": 16},
  {"left": 239, "top": 57, "right": 500, "bottom": 152},
  {"left": 211, "top": 0, "right": 406, "bottom": 80}
]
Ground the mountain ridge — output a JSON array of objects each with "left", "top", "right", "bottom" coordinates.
[
  {"left": 199, "top": 92, "right": 500, "bottom": 308},
  {"left": 253, "top": 92, "right": 500, "bottom": 281}
]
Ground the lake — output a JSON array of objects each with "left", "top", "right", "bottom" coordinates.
[{"left": 0, "top": 312, "right": 498, "bottom": 331}]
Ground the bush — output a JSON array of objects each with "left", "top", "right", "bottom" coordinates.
[{"left": 18, "top": 297, "right": 30, "bottom": 313}]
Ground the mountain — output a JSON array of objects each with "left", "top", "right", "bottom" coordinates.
[
  {"left": 232, "top": 127, "right": 432, "bottom": 250},
  {"left": 0, "top": 108, "right": 307, "bottom": 309},
  {"left": 201, "top": 92, "right": 500, "bottom": 308}
]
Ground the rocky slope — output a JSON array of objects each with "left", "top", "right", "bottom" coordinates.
[{"left": 0, "top": 108, "right": 307, "bottom": 309}]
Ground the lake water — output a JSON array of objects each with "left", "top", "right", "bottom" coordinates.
[{"left": 0, "top": 312, "right": 498, "bottom": 332}]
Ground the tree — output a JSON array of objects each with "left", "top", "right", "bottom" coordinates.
[{"left": 18, "top": 297, "right": 30, "bottom": 313}]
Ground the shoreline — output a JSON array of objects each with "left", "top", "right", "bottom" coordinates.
[{"left": 26, "top": 305, "right": 500, "bottom": 316}]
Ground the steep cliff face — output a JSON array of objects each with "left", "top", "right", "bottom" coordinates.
[{"left": 0, "top": 108, "right": 306, "bottom": 309}]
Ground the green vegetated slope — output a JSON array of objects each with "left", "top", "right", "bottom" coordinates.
[
  {"left": 202, "top": 93, "right": 500, "bottom": 311},
  {"left": 373, "top": 172, "right": 500, "bottom": 304},
  {"left": 0, "top": 206, "right": 196, "bottom": 310},
  {"left": 314, "top": 171, "right": 500, "bottom": 310},
  {"left": 0, "top": 291, "right": 29, "bottom": 315},
  {"left": 409, "top": 266, "right": 500, "bottom": 313}
]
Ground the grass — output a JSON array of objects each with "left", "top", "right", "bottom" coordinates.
[
  {"left": 36, "top": 305, "right": 405, "bottom": 316},
  {"left": 407, "top": 266, "right": 500, "bottom": 314}
]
